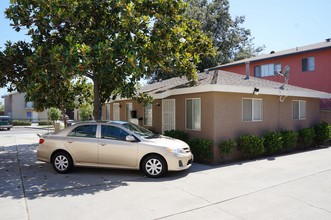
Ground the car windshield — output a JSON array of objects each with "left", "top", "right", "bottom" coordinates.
[{"left": 121, "top": 122, "right": 160, "bottom": 138}]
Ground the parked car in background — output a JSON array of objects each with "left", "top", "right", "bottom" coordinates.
[
  {"left": 37, "top": 121, "right": 193, "bottom": 178},
  {"left": 0, "top": 116, "right": 13, "bottom": 130}
]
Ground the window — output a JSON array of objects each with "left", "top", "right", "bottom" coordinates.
[
  {"left": 144, "top": 104, "right": 153, "bottom": 126},
  {"left": 126, "top": 103, "right": 132, "bottom": 121},
  {"left": 254, "top": 63, "right": 281, "bottom": 78},
  {"left": 106, "top": 104, "right": 111, "bottom": 120},
  {"left": 101, "top": 125, "right": 129, "bottom": 140},
  {"left": 26, "top": 111, "right": 32, "bottom": 118},
  {"left": 293, "top": 100, "right": 306, "bottom": 120},
  {"left": 68, "top": 125, "right": 97, "bottom": 138},
  {"left": 302, "top": 57, "right": 315, "bottom": 72},
  {"left": 243, "top": 98, "right": 262, "bottom": 122},
  {"left": 186, "top": 98, "right": 201, "bottom": 130},
  {"left": 113, "top": 103, "right": 120, "bottom": 121}
]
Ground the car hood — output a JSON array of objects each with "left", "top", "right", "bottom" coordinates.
[{"left": 141, "top": 136, "right": 189, "bottom": 149}]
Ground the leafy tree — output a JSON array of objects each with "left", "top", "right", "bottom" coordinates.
[
  {"left": 79, "top": 103, "right": 93, "bottom": 121},
  {"left": 2, "top": 0, "right": 214, "bottom": 120},
  {"left": 185, "top": 0, "right": 264, "bottom": 71},
  {"left": 49, "top": 107, "right": 61, "bottom": 122}
]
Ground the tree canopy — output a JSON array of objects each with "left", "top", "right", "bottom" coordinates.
[
  {"left": 149, "top": 0, "right": 264, "bottom": 82},
  {"left": 185, "top": 0, "right": 264, "bottom": 70},
  {"left": 1, "top": 0, "right": 215, "bottom": 119}
]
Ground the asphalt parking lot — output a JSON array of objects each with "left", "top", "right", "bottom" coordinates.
[{"left": 1, "top": 127, "right": 331, "bottom": 220}]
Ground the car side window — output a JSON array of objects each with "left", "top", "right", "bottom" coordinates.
[
  {"left": 101, "top": 125, "right": 129, "bottom": 141},
  {"left": 68, "top": 125, "right": 97, "bottom": 138}
]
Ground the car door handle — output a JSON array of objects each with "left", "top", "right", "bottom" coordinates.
[
  {"left": 67, "top": 141, "right": 73, "bottom": 144},
  {"left": 99, "top": 143, "right": 106, "bottom": 146}
]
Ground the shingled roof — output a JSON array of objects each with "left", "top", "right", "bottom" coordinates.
[
  {"left": 213, "top": 40, "right": 331, "bottom": 69},
  {"left": 138, "top": 70, "right": 331, "bottom": 99}
]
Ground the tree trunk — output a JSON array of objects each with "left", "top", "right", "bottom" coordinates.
[
  {"left": 61, "top": 105, "right": 67, "bottom": 128},
  {"left": 93, "top": 79, "right": 102, "bottom": 120}
]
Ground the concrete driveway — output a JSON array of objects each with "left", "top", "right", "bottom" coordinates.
[{"left": 1, "top": 129, "right": 331, "bottom": 220}]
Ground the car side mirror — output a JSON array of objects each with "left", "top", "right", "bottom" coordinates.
[{"left": 126, "top": 135, "right": 136, "bottom": 142}]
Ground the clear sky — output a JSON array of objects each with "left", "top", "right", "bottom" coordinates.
[{"left": 1, "top": 0, "right": 331, "bottom": 100}]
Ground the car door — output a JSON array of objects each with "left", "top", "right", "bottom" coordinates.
[
  {"left": 98, "top": 125, "right": 138, "bottom": 167},
  {"left": 64, "top": 124, "right": 98, "bottom": 165}
]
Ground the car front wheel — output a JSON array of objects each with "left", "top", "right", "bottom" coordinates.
[
  {"left": 52, "top": 151, "right": 73, "bottom": 174},
  {"left": 142, "top": 155, "right": 167, "bottom": 178}
]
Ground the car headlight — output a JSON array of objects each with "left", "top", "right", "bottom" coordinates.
[{"left": 167, "top": 147, "right": 185, "bottom": 154}]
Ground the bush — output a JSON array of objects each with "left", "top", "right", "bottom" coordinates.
[
  {"left": 189, "top": 138, "right": 213, "bottom": 161},
  {"left": 237, "top": 135, "right": 264, "bottom": 159},
  {"left": 164, "top": 130, "right": 188, "bottom": 143},
  {"left": 79, "top": 103, "right": 93, "bottom": 121},
  {"left": 314, "top": 122, "right": 330, "bottom": 145},
  {"left": 263, "top": 131, "right": 283, "bottom": 155},
  {"left": 38, "top": 121, "right": 53, "bottom": 126},
  {"left": 298, "top": 127, "right": 315, "bottom": 147},
  {"left": 281, "top": 130, "right": 298, "bottom": 151},
  {"left": 49, "top": 108, "right": 61, "bottom": 121},
  {"left": 13, "top": 120, "right": 32, "bottom": 126},
  {"left": 218, "top": 139, "right": 236, "bottom": 155}
]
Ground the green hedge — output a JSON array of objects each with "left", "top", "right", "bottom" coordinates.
[
  {"left": 218, "top": 139, "right": 236, "bottom": 155},
  {"left": 281, "top": 130, "right": 298, "bottom": 151},
  {"left": 264, "top": 131, "right": 283, "bottom": 155},
  {"left": 13, "top": 120, "right": 32, "bottom": 126},
  {"left": 314, "top": 122, "right": 330, "bottom": 145},
  {"left": 237, "top": 135, "right": 264, "bottom": 159},
  {"left": 164, "top": 129, "right": 189, "bottom": 143},
  {"left": 298, "top": 127, "right": 315, "bottom": 148},
  {"left": 38, "top": 121, "right": 54, "bottom": 126},
  {"left": 189, "top": 138, "right": 213, "bottom": 161}
]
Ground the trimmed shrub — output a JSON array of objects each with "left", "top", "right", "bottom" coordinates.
[
  {"left": 237, "top": 135, "right": 264, "bottom": 159},
  {"left": 281, "top": 130, "right": 298, "bottom": 151},
  {"left": 49, "top": 108, "right": 61, "bottom": 121},
  {"left": 13, "top": 120, "right": 32, "bottom": 126},
  {"left": 38, "top": 121, "right": 53, "bottom": 126},
  {"left": 298, "top": 127, "right": 315, "bottom": 147},
  {"left": 164, "top": 130, "right": 189, "bottom": 143},
  {"left": 264, "top": 131, "right": 283, "bottom": 155},
  {"left": 79, "top": 103, "right": 93, "bottom": 121},
  {"left": 218, "top": 139, "right": 236, "bottom": 155},
  {"left": 314, "top": 122, "right": 330, "bottom": 145},
  {"left": 189, "top": 138, "right": 213, "bottom": 161}
]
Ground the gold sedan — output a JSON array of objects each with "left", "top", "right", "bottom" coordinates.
[{"left": 37, "top": 121, "right": 193, "bottom": 178}]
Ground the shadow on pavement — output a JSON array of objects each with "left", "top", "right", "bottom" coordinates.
[{"left": 0, "top": 143, "right": 212, "bottom": 200}]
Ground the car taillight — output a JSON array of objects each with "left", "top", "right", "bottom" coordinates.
[{"left": 39, "top": 139, "right": 45, "bottom": 144}]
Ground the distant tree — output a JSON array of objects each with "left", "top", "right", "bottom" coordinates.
[
  {"left": 79, "top": 103, "right": 93, "bottom": 121},
  {"left": 2, "top": 0, "right": 215, "bottom": 120},
  {"left": 185, "top": 0, "right": 264, "bottom": 71},
  {"left": 49, "top": 108, "right": 61, "bottom": 122}
]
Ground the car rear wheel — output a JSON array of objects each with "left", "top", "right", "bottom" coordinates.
[
  {"left": 142, "top": 155, "right": 167, "bottom": 178},
  {"left": 52, "top": 151, "right": 73, "bottom": 174}
]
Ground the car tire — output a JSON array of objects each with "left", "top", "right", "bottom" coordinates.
[
  {"left": 7, "top": 128, "right": 11, "bottom": 130},
  {"left": 52, "top": 151, "right": 73, "bottom": 174},
  {"left": 141, "top": 154, "right": 167, "bottom": 178}
]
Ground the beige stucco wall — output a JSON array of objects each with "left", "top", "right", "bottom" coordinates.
[{"left": 103, "top": 92, "right": 321, "bottom": 163}]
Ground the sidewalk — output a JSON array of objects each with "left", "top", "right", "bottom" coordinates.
[{"left": 1, "top": 132, "right": 331, "bottom": 220}]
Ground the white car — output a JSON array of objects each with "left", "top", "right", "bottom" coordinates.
[{"left": 37, "top": 121, "right": 193, "bottom": 178}]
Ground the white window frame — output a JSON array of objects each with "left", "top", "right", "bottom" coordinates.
[
  {"left": 302, "top": 57, "right": 315, "bottom": 72},
  {"left": 254, "top": 63, "right": 281, "bottom": 78},
  {"left": 293, "top": 100, "right": 306, "bottom": 120},
  {"left": 126, "top": 103, "right": 132, "bottom": 121},
  {"left": 242, "top": 98, "right": 263, "bottom": 122},
  {"left": 144, "top": 104, "right": 153, "bottom": 126},
  {"left": 106, "top": 104, "right": 111, "bottom": 120},
  {"left": 185, "top": 98, "right": 201, "bottom": 131},
  {"left": 113, "top": 103, "right": 120, "bottom": 121}
]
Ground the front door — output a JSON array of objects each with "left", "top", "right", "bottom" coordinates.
[{"left": 162, "top": 99, "right": 175, "bottom": 133}]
